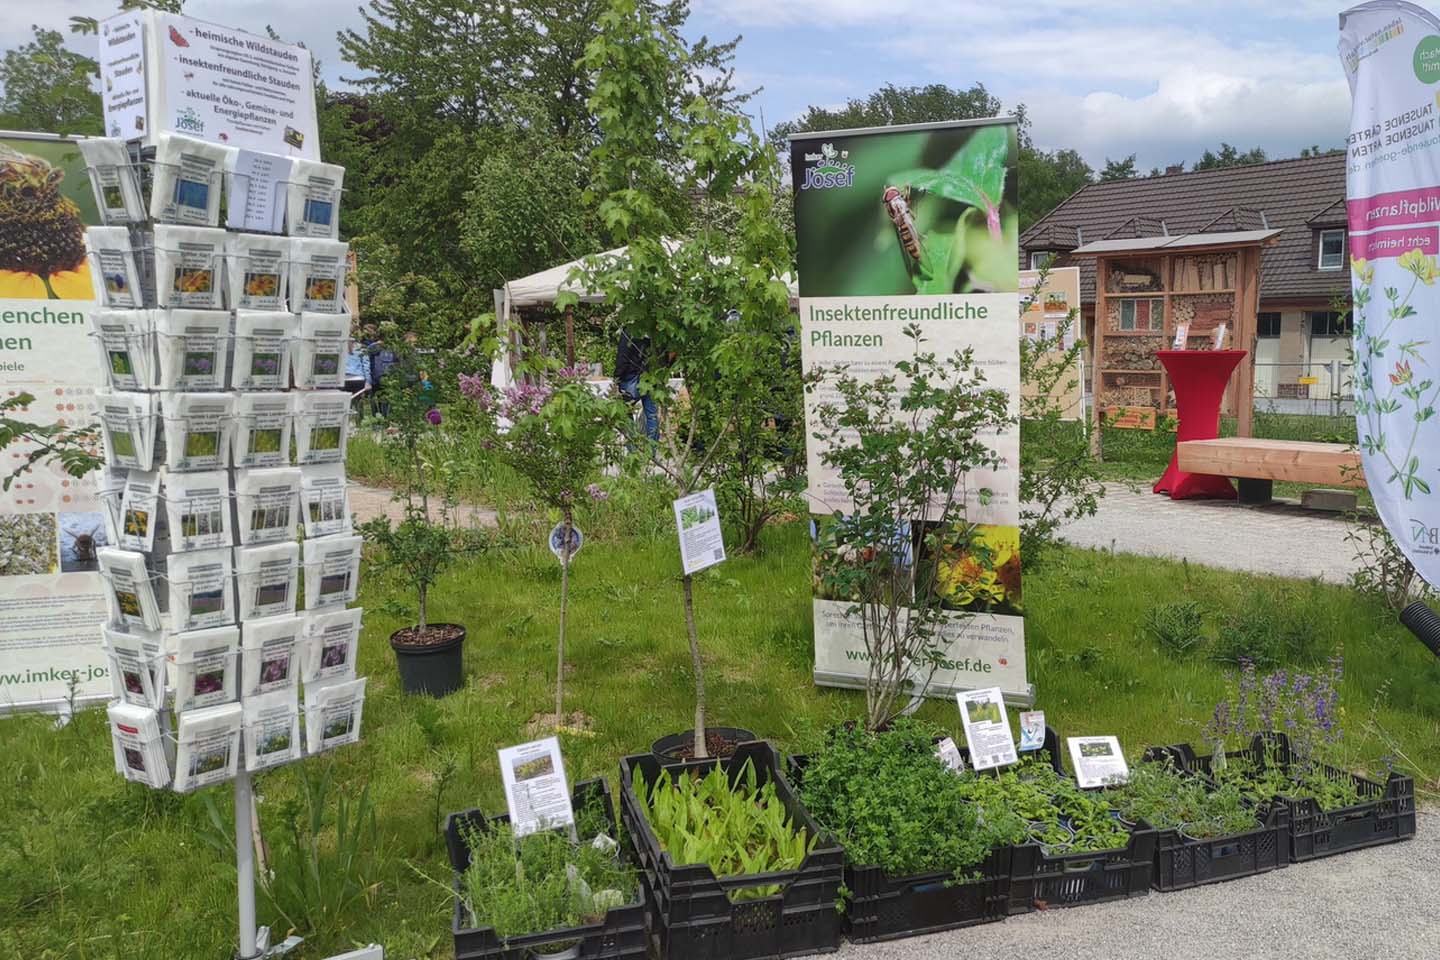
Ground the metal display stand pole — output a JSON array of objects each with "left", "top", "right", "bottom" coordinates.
[{"left": 236, "top": 769, "right": 259, "bottom": 960}]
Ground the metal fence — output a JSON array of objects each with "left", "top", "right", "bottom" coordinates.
[{"left": 1251, "top": 360, "right": 1355, "bottom": 417}]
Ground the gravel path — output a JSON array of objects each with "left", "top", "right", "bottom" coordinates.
[
  {"left": 347, "top": 483, "right": 496, "bottom": 528},
  {"left": 1059, "top": 484, "right": 1361, "bottom": 583},
  {"left": 841, "top": 812, "right": 1437, "bottom": 959}
]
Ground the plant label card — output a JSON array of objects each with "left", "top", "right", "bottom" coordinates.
[
  {"left": 673, "top": 489, "right": 725, "bottom": 576},
  {"left": 956, "top": 686, "right": 1017, "bottom": 771},
  {"left": 227, "top": 149, "right": 294, "bottom": 234},
  {"left": 548, "top": 521, "right": 582, "bottom": 563},
  {"left": 934, "top": 736, "right": 965, "bottom": 773},
  {"left": 498, "top": 736, "right": 574, "bottom": 838},
  {"left": 1172, "top": 323, "right": 1189, "bottom": 349},
  {"left": 1019, "top": 711, "right": 1046, "bottom": 752},
  {"left": 1067, "top": 736, "right": 1130, "bottom": 788}
]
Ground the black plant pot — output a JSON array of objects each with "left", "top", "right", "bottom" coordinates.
[
  {"left": 650, "top": 726, "right": 758, "bottom": 763},
  {"left": 390, "top": 623, "right": 466, "bottom": 697}
]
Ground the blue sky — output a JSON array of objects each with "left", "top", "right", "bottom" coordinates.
[{"left": 7, "top": 0, "right": 1374, "bottom": 169}]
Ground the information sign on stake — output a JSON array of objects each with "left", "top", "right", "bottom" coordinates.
[
  {"left": 1018, "top": 710, "right": 1046, "bottom": 752},
  {"left": 1067, "top": 735, "right": 1130, "bottom": 788},
  {"left": 497, "top": 736, "right": 574, "bottom": 838},
  {"left": 548, "top": 522, "right": 583, "bottom": 563},
  {"left": 673, "top": 488, "right": 725, "bottom": 575},
  {"left": 956, "top": 686, "right": 1017, "bottom": 771}
]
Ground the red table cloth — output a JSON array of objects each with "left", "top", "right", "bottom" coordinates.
[{"left": 1152, "top": 349, "right": 1247, "bottom": 500}]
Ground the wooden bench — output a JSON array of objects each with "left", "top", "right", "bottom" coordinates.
[{"left": 1176, "top": 438, "right": 1364, "bottom": 504}]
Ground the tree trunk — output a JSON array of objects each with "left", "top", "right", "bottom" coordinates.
[
  {"left": 555, "top": 511, "right": 572, "bottom": 731},
  {"left": 418, "top": 583, "right": 427, "bottom": 631},
  {"left": 682, "top": 574, "right": 707, "bottom": 758}
]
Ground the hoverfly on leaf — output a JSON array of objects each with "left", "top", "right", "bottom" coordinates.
[{"left": 882, "top": 184, "right": 923, "bottom": 273}]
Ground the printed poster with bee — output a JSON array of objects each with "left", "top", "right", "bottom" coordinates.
[
  {"left": 0, "top": 134, "right": 111, "bottom": 711},
  {"left": 791, "top": 119, "right": 1030, "bottom": 702}
]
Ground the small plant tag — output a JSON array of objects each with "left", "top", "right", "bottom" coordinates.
[
  {"left": 1067, "top": 735, "right": 1130, "bottom": 788},
  {"left": 956, "top": 686, "right": 1017, "bottom": 771},
  {"left": 497, "top": 736, "right": 574, "bottom": 838},
  {"left": 548, "top": 521, "right": 582, "bottom": 563},
  {"left": 1019, "top": 711, "right": 1046, "bottom": 751},
  {"left": 934, "top": 736, "right": 965, "bottom": 773},
  {"left": 672, "top": 488, "right": 725, "bottom": 575}
]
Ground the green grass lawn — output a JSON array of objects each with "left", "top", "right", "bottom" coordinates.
[{"left": 4, "top": 525, "right": 1437, "bottom": 959}]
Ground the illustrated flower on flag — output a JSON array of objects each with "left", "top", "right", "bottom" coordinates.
[
  {"left": 1389, "top": 360, "right": 1413, "bottom": 386},
  {"left": 1350, "top": 257, "right": 1374, "bottom": 285},
  {"left": 1398, "top": 248, "right": 1438, "bottom": 285}
]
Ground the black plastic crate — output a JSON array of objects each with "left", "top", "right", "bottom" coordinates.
[
  {"left": 443, "top": 778, "right": 648, "bottom": 960},
  {"left": 786, "top": 753, "right": 1010, "bottom": 944},
  {"left": 1007, "top": 826, "right": 1157, "bottom": 914},
  {"left": 1158, "top": 734, "right": 1416, "bottom": 863},
  {"left": 619, "top": 740, "right": 844, "bottom": 960}
]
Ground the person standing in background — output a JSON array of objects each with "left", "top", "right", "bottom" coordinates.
[
  {"left": 344, "top": 343, "right": 371, "bottom": 418},
  {"left": 366, "top": 325, "right": 397, "bottom": 419},
  {"left": 616, "top": 328, "right": 659, "bottom": 442}
]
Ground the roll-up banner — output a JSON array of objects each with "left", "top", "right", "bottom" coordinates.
[
  {"left": 0, "top": 133, "right": 109, "bottom": 711},
  {"left": 1340, "top": 2, "right": 1440, "bottom": 588},
  {"left": 790, "top": 119, "right": 1030, "bottom": 702}
]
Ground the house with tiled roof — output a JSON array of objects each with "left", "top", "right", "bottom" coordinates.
[{"left": 1021, "top": 153, "right": 1352, "bottom": 404}]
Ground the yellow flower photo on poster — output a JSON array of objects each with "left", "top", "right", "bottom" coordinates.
[
  {"left": 917, "top": 522, "right": 1022, "bottom": 615},
  {"left": 0, "top": 138, "right": 100, "bottom": 300}
]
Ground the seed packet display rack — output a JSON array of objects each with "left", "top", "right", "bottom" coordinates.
[{"left": 83, "top": 136, "right": 356, "bottom": 960}]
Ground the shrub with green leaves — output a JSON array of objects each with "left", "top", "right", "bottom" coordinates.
[
  {"left": 1143, "top": 600, "right": 1207, "bottom": 657},
  {"left": 955, "top": 756, "right": 1129, "bottom": 853},
  {"left": 798, "top": 718, "right": 999, "bottom": 878},
  {"left": 637, "top": 759, "right": 817, "bottom": 901}
]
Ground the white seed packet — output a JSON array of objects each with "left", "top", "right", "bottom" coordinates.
[
  {"left": 303, "top": 534, "right": 361, "bottom": 611},
  {"left": 285, "top": 159, "right": 344, "bottom": 239},
  {"left": 232, "top": 311, "right": 297, "bottom": 390},
  {"left": 98, "top": 546, "right": 162, "bottom": 631},
  {"left": 155, "top": 309, "right": 230, "bottom": 390},
  {"left": 241, "top": 614, "right": 304, "bottom": 698},
  {"left": 234, "top": 467, "right": 301, "bottom": 546},
  {"left": 173, "top": 702, "right": 243, "bottom": 792},
  {"left": 103, "top": 625, "right": 166, "bottom": 708},
  {"left": 244, "top": 688, "right": 301, "bottom": 772},
  {"left": 302, "top": 607, "right": 361, "bottom": 683},
  {"left": 169, "top": 625, "right": 240, "bottom": 713},
  {"left": 97, "top": 465, "right": 129, "bottom": 547},
  {"left": 78, "top": 137, "right": 145, "bottom": 224},
  {"left": 236, "top": 542, "right": 299, "bottom": 622},
  {"left": 150, "top": 132, "right": 233, "bottom": 227},
  {"left": 108, "top": 701, "right": 171, "bottom": 789},
  {"left": 91, "top": 309, "right": 153, "bottom": 390},
  {"left": 301, "top": 463, "right": 350, "bottom": 537},
  {"left": 162, "top": 392, "right": 235, "bottom": 472},
  {"left": 85, "top": 227, "right": 144, "bottom": 308},
  {"left": 304, "top": 677, "right": 367, "bottom": 755},
  {"left": 288, "top": 239, "right": 349, "bottom": 314},
  {"left": 227, "top": 233, "right": 291, "bottom": 312},
  {"left": 295, "top": 313, "right": 350, "bottom": 389},
  {"left": 165, "top": 548, "right": 235, "bottom": 633},
  {"left": 97, "top": 390, "right": 156, "bottom": 471},
  {"left": 118, "top": 469, "right": 162, "bottom": 551},
  {"left": 233, "top": 393, "right": 293, "bottom": 469},
  {"left": 162, "top": 469, "right": 231, "bottom": 552},
  {"left": 154, "top": 225, "right": 227, "bottom": 309},
  {"left": 294, "top": 391, "right": 350, "bottom": 465}
]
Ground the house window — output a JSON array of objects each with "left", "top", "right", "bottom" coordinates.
[
  {"left": 1317, "top": 229, "right": 1346, "bottom": 270},
  {"left": 1308, "top": 311, "right": 1352, "bottom": 337},
  {"left": 1118, "top": 297, "right": 1164, "bottom": 332},
  {"left": 1030, "top": 251, "right": 1055, "bottom": 270},
  {"left": 1257, "top": 312, "right": 1281, "bottom": 338}
]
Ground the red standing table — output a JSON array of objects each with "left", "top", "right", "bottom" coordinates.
[{"left": 1153, "top": 349, "right": 1247, "bottom": 500}]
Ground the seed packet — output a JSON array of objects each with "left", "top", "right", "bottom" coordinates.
[
  {"left": 227, "top": 233, "right": 291, "bottom": 312},
  {"left": 78, "top": 137, "right": 145, "bottom": 224},
  {"left": 285, "top": 159, "right": 345, "bottom": 239},
  {"left": 288, "top": 239, "right": 349, "bottom": 314},
  {"left": 161, "top": 469, "right": 231, "bottom": 552},
  {"left": 103, "top": 625, "right": 166, "bottom": 708},
  {"left": 241, "top": 614, "right": 304, "bottom": 699},
  {"left": 235, "top": 542, "right": 299, "bottom": 622},
  {"left": 244, "top": 688, "right": 301, "bottom": 772},
  {"left": 91, "top": 309, "right": 154, "bottom": 390},
  {"left": 162, "top": 392, "right": 235, "bottom": 472},
  {"left": 304, "top": 677, "right": 366, "bottom": 755},
  {"left": 234, "top": 466, "right": 301, "bottom": 546},
  {"left": 302, "top": 534, "right": 361, "bottom": 611},
  {"left": 154, "top": 225, "right": 227, "bottom": 309},
  {"left": 294, "top": 391, "right": 350, "bottom": 465},
  {"left": 169, "top": 624, "right": 240, "bottom": 712},
  {"left": 155, "top": 309, "right": 230, "bottom": 389},
  {"left": 108, "top": 701, "right": 171, "bottom": 789},
  {"left": 118, "top": 469, "right": 162, "bottom": 551},
  {"left": 294, "top": 313, "right": 350, "bottom": 389},
  {"left": 173, "top": 702, "right": 243, "bottom": 792},
  {"left": 302, "top": 607, "right": 361, "bottom": 683},
  {"left": 98, "top": 546, "right": 162, "bottom": 630},
  {"left": 97, "top": 390, "right": 156, "bottom": 471},
  {"left": 232, "top": 393, "right": 293, "bottom": 470},
  {"left": 165, "top": 548, "right": 235, "bottom": 633},
  {"left": 300, "top": 463, "right": 350, "bottom": 538},
  {"left": 85, "top": 227, "right": 144, "bottom": 308},
  {"left": 97, "top": 465, "right": 129, "bottom": 547},
  {"left": 150, "top": 132, "right": 233, "bottom": 227},
  {"left": 232, "top": 311, "right": 297, "bottom": 390}
]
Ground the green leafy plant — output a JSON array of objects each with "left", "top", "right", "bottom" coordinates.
[
  {"left": 1143, "top": 600, "right": 1207, "bottom": 657},
  {"left": 1109, "top": 759, "right": 1258, "bottom": 838},
  {"left": 638, "top": 759, "right": 817, "bottom": 901},
  {"left": 0, "top": 392, "right": 102, "bottom": 491}
]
